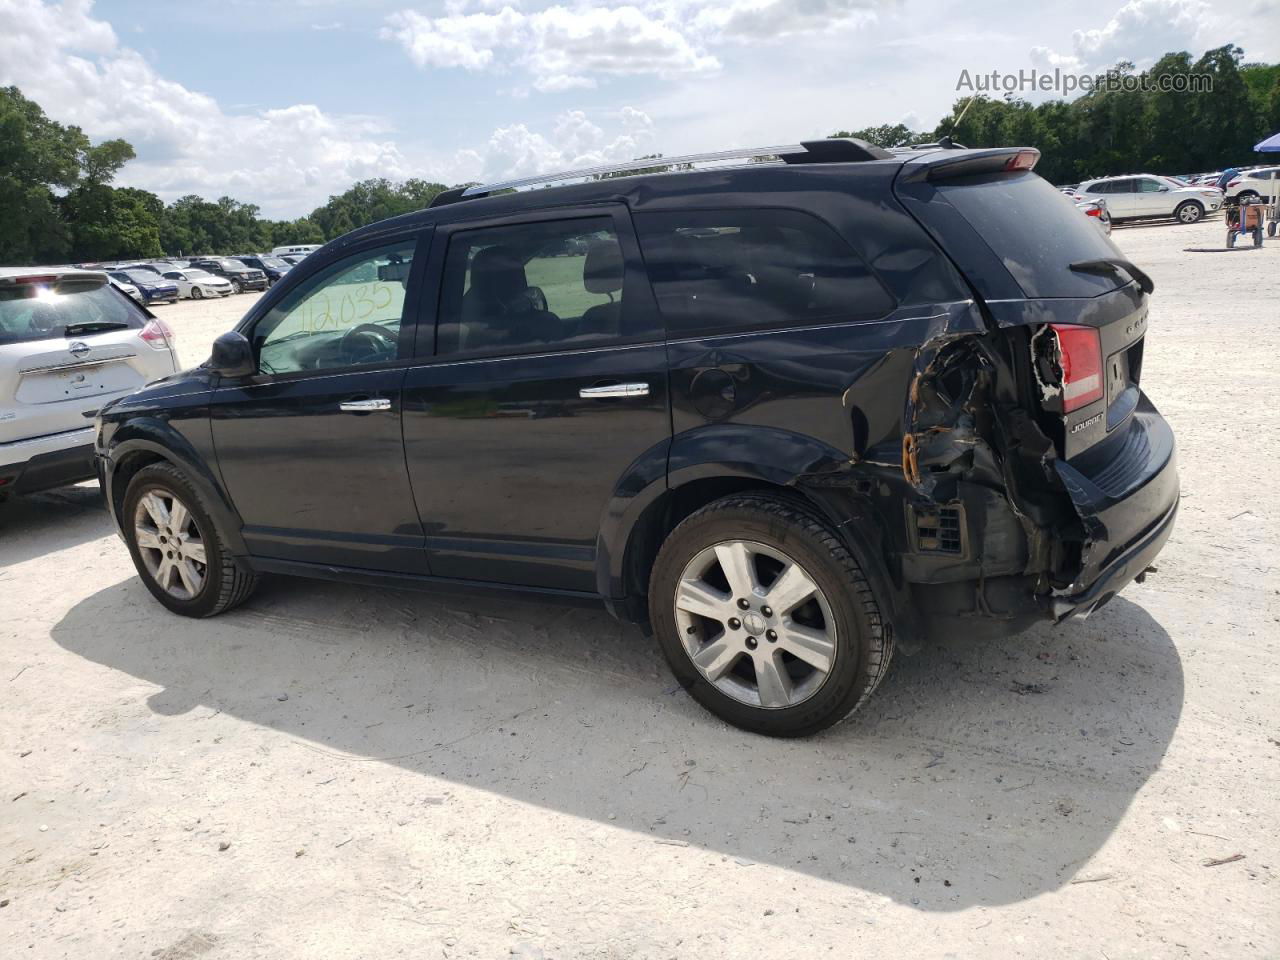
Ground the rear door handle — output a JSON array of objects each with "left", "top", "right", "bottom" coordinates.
[
  {"left": 579, "top": 382, "right": 650, "bottom": 399},
  {"left": 339, "top": 398, "right": 392, "bottom": 412}
]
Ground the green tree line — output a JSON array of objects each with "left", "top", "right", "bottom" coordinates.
[
  {"left": 836, "top": 45, "right": 1280, "bottom": 184},
  {"left": 2, "top": 43, "right": 1278, "bottom": 266}
]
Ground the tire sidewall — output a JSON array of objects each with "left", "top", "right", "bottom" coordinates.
[
  {"left": 649, "top": 502, "right": 879, "bottom": 737},
  {"left": 1177, "top": 201, "right": 1202, "bottom": 224},
  {"left": 123, "top": 465, "right": 227, "bottom": 618}
]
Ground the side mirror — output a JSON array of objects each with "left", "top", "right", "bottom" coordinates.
[{"left": 210, "top": 331, "right": 255, "bottom": 378}]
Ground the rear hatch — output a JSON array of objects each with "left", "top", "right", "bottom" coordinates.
[
  {"left": 0, "top": 272, "right": 177, "bottom": 445},
  {"left": 893, "top": 149, "right": 1177, "bottom": 589}
]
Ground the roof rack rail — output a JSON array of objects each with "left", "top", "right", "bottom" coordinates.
[{"left": 429, "top": 138, "right": 892, "bottom": 207}]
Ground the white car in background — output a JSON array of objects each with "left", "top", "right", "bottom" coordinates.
[
  {"left": 162, "top": 267, "right": 233, "bottom": 300},
  {"left": 1077, "top": 174, "right": 1223, "bottom": 223},
  {"left": 109, "top": 276, "right": 144, "bottom": 304},
  {"left": 1225, "top": 167, "right": 1280, "bottom": 201},
  {"left": 0, "top": 268, "right": 178, "bottom": 499}
]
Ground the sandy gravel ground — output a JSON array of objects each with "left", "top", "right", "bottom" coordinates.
[{"left": 1, "top": 218, "right": 1277, "bottom": 960}]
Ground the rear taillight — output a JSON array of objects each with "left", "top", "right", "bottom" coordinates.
[
  {"left": 1051, "top": 324, "right": 1104, "bottom": 413},
  {"left": 140, "top": 318, "right": 175, "bottom": 350},
  {"left": 1227, "top": 179, "right": 1241, "bottom": 188},
  {"left": 1085, "top": 206, "right": 1102, "bottom": 217}
]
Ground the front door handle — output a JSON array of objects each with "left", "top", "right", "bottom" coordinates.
[
  {"left": 579, "top": 382, "right": 650, "bottom": 399},
  {"left": 339, "top": 398, "right": 392, "bottom": 413}
]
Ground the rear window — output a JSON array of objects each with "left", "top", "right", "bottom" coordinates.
[
  {"left": 0, "top": 281, "right": 146, "bottom": 346},
  {"left": 931, "top": 172, "right": 1125, "bottom": 298},
  {"left": 633, "top": 209, "right": 894, "bottom": 337}
]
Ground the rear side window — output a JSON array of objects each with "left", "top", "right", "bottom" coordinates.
[
  {"left": 0, "top": 281, "right": 145, "bottom": 346},
  {"left": 633, "top": 209, "right": 893, "bottom": 337},
  {"left": 930, "top": 173, "right": 1126, "bottom": 298},
  {"left": 437, "top": 216, "right": 637, "bottom": 356}
]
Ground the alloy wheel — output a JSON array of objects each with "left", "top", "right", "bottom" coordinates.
[
  {"left": 674, "top": 539, "right": 837, "bottom": 709},
  {"left": 133, "top": 489, "right": 208, "bottom": 600}
]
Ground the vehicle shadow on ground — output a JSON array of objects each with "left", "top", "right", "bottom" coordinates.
[
  {"left": 51, "top": 575, "right": 1183, "bottom": 911},
  {"left": 0, "top": 483, "right": 113, "bottom": 569}
]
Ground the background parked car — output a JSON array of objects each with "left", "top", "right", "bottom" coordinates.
[
  {"left": 1078, "top": 174, "right": 1222, "bottom": 223},
  {"left": 278, "top": 254, "right": 307, "bottom": 266},
  {"left": 1224, "top": 166, "right": 1280, "bottom": 201},
  {"left": 162, "top": 267, "right": 233, "bottom": 300},
  {"left": 189, "top": 258, "right": 267, "bottom": 294},
  {"left": 1076, "top": 197, "right": 1112, "bottom": 234},
  {"left": 109, "top": 276, "right": 144, "bottom": 304},
  {"left": 107, "top": 269, "right": 178, "bottom": 305},
  {"left": 271, "top": 244, "right": 321, "bottom": 257},
  {"left": 0, "top": 268, "right": 178, "bottom": 499},
  {"left": 234, "top": 255, "right": 292, "bottom": 286}
]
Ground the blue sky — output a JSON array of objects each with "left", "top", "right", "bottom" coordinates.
[{"left": 2, "top": 0, "right": 1275, "bottom": 217}]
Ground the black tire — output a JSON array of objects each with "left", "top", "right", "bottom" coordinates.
[
  {"left": 231, "top": 280, "right": 242, "bottom": 295},
  {"left": 1268, "top": 220, "right": 1277, "bottom": 238},
  {"left": 1227, "top": 230, "right": 1236, "bottom": 248},
  {"left": 122, "top": 462, "right": 257, "bottom": 618},
  {"left": 648, "top": 494, "right": 892, "bottom": 737},
  {"left": 1255, "top": 228, "right": 1264, "bottom": 247},
  {"left": 191, "top": 286, "right": 203, "bottom": 300},
  {"left": 1175, "top": 201, "right": 1204, "bottom": 224}
]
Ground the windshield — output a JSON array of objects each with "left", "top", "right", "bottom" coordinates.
[
  {"left": 0, "top": 281, "right": 146, "bottom": 345},
  {"left": 124, "top": 270, "right": 159, "bottom": 284},
  {"left": 262, "top": 257, "right": 288, "bottom": 268},
  {"left": 219, "top": 260, "right": 245, "bottom": 270},
  {"left": 185, "top": 268, "right": 213, "bottom": 279}
]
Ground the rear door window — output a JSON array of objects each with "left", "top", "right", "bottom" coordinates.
[
  {"left": 924, "top": 172, "right": 1127, "bottom": 298},
  {"left": 633, "top": 209, "right": 894, "bottom": 336},
  {"left": 436, "top": 216, "right": 643, "bottom": 356}
]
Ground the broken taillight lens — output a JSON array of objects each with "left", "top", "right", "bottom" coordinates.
[
  {"left": 140, "top": 318, "right": 175, "bottom": 350},
  {"left": 1051, "top": 323, "right": 1104, "bottom": 413}
]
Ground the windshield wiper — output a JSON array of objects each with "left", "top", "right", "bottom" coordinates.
[
  {"left": 64, "top": 321, "right": 131, "bottom": 336},
  {"left": 1069, "top": 257, "right": 1154, "bottom": 295}
]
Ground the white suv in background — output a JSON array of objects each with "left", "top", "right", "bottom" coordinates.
[
  {"left": 0, "top": 268, "right": 179, "bottom": 500},
  {"left": 1225, "top": 167, "right": 1280, "bottom": 201},
  {"left": 1078, "top": 174, "right": 1223, "bottom": 223}
]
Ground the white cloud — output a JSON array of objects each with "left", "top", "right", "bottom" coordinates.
[
  {"left": 383, "top": 3, "right": 722, "bottom": 89},
  {"left": 1031, "top": 0, "right": 1215, "bottom": 71},
  {"left": 471, "top": 106, "right": 655, "bottom": 180},
  {"left": 688, "top": 0, "right": 880, "bottom": 41}
]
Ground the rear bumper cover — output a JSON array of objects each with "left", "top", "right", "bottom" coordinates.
[
  {"left": 1050, "top": 400, "right": 1179, "bottom": 619},
  {"left": 0, "top": 434, "right": 96, "bottom": 495}
]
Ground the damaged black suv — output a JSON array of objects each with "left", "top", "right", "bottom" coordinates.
[{"left": 95, "top": 139, "right": 1177, "bottom": 737}]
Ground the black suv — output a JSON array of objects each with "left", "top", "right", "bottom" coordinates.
[
  {"left": 95, "top": 140, "right": 1177, "bottom": 736},
  {"left": 233, "top": 254, "right": 292, "bottom": 285},
  {"left": 189, "top": 258, "right": 268, "bottom": 294}
]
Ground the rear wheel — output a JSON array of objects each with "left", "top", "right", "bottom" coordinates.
[
  {"left": 649, "top": 495, "right": 892, "bottom": 737},
  {"left": 1175, "top": 201, "right": 1204, "bottom": 224},
  {"left": 123, "top": 463, "right": 257, "bottom": 617}
]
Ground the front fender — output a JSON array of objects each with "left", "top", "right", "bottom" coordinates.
[{"left": 101, "top": 418, "right": 248, "bottom": 556}]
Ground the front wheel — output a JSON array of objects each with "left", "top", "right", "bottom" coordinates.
[
  {"left": 190, "top": 286, "right": 203, "bottom": 300},
  {"left": 123, "top": 462, "right": 257, "bottom": 617},
  {"left": 231, "top": 280, "right": 242, "bottom": 295},
  {"left": 648, "top": 495, "right": 892, "bottom": 737},
  {"left": 1175, "top": 201, "right": 1204, "bottom": 224}
]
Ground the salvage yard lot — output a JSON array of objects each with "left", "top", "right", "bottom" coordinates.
[{"left": 1, "top": 218, "right": 1277, "bottom": 959}]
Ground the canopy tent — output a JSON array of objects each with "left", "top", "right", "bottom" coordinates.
[{"left": 1255, "top": 131, "right": 1280, "bottom": 152}]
